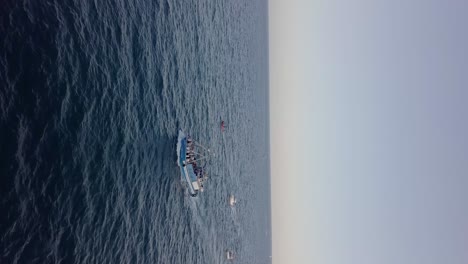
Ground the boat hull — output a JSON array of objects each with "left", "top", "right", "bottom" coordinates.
[{"left": 177, "top": 130, "right": 199, "bottom": 197}]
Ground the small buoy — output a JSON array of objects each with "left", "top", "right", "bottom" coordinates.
[
  {"left": 221, "top": 121, "right": 226, "bottom": 132},
  {"left": 229, "top": 194, "right": 237, "bottom": 207},
  {"left": 226, "top": 250, "right": 235, "bottom": 260}
]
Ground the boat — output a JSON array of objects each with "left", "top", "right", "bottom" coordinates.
[
  {"left": 226, "top": 250, "right": 235, "bottom": 260},
  {"left": 229, "top": 194, "right": 237, "bottom": 207},
  {"left": 177, "top": 130, "right": 210, "bottom": 197}
]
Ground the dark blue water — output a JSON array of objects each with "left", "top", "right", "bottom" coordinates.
[{"left": 0, "top": 0, "right": 271, "bottom": 263}]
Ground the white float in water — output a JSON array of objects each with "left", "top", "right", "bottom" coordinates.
[
  {"left": 226, "top": 250, "right": 235, "bottom": 260},
  {"left": 229, "top": 194, "right": 237, "bottom": 207}
]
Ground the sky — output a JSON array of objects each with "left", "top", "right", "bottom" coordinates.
[{"left": 269, "top": 1, "right": 468, "bottom": 264}]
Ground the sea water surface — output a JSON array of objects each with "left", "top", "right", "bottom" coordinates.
[{"left": 0, "top": 0, "right": 271, "bottom": 263}]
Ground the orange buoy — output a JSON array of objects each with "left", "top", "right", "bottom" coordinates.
[{"left": 221, "top": 121, "right": 225, "bottom": 132}]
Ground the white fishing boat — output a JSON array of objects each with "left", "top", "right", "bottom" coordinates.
[{"left": 176, "top": 130, "right": 210, "bottom": 197}]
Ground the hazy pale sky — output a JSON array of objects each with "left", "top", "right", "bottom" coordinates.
[{"left": 269, "top": 1, "right": 468, "bottom": 264}]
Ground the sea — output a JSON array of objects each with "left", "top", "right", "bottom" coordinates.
[{"left": 0, "top": 0, "right": 271, "bottom": 263}]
